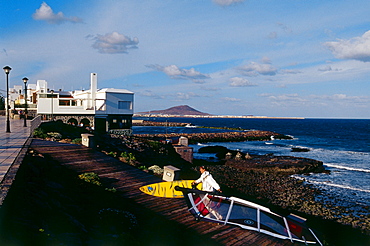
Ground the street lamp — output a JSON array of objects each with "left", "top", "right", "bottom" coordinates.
[
  {"left": 50, "top": 89, "right": 54, "bottom": 121},
  {"left": 3, "top": 66, "right": 11, "bottom": 133},
  {"left": 23, "top": 77, "right": 28, "bottom": 127}
]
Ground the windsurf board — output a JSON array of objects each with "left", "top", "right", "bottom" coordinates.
[{"left": 139, "top": 180, "right": 201, "bottom": 198}]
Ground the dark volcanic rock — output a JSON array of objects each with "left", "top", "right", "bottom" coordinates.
[
  {"left": 200, "top": 146, "right": 325, "bottom": 175},
  {"left": 225, "top": 156, "right": 325, "bottom": 175},
  {"left": 198, "top": 146, "right": 229, "bottom": 154},
  {"left": 136, "top": 130, "right": 292, "bottom": 144},
  {"left": 291, "top": 147, "right": 310, "bottom": 152}
]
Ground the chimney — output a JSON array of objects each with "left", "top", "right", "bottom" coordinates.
[{"left": 90, "top": 73, "right": 97, "bottom": 109}]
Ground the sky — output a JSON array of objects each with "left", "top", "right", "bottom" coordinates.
[{"left": 1, "top": 0, "right": 370, "bottom": 118}]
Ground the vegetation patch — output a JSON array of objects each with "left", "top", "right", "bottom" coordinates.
[{"left": 78, "top": 172, "right": 102, "bottom": 186}]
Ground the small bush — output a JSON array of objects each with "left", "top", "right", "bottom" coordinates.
[
  {"left": 47, "top": 132, "right": 62, "bottom": 140},
  {"left": 107, "top": 151, "right": 118, "bottom": 158},
  {"left": 78, "top": 172, "right": 102, "bottom": 186},
  {"left": 33, "top": 128, "right": 48, "bottom": 138},
  {"left": 148, "top": 165, "right": 164, "bottom": 175},
  {"left": 120, "top": 152, "right": 136, "bottom": 163},
  {"left": 72, "top": 138, "right": 82, "bottom": 144}
]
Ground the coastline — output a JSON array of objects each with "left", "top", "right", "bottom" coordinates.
[
  {"left": 134, "top": 130, "right": 292, "bottom": 144},
  {"left": 132, "top": 121, "right": 370, "bottom": 239}
]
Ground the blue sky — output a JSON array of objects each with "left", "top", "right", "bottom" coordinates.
[{"left": 1, "top": 0, "right": 370, "bottom": 118}]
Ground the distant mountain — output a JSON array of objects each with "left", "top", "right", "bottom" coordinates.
[{"left": 137, "top": 105, "right": 211, "bottom": 116}]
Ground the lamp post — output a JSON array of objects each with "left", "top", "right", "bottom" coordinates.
[
  {"left": 23, "top": 77, "right": 28, "bottom": 127},
  {"left": 50, "top": 90, "right": 54, "bottom": 120},
  {"left": 3, "top": 66, "right": 11, "bottom": 133}
]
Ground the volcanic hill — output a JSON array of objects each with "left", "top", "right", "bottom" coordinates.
[{"left": 137, "top": 105, "right": 211, "bottom": 116}]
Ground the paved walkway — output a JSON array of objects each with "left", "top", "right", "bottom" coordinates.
[{"left": 0, "top": 116, "right": 33, "bottom": 205}]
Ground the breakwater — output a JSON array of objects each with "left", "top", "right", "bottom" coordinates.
[
  {"left": 135, "top": 130, "right": 291, "bottom": 144},
  {"left": 133, "top": 120, "right": 187, "bottom": 127}
]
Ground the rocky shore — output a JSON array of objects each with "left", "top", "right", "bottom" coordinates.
[
  {"left": 195, "top": 146, "right": 370, "bottom": 240},
  {"left": 135, "top": 130, "right": 292, "bottom": 144},
  {"left": 133, "top": 120, "right": 187, "bottom": 127},
  {"left": 105, "top": 132, "right": 370, "bottom": 243}
]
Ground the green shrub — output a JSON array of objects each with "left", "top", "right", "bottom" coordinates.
[
  {"left": 33, "top": 127, "right": 48, "bottom": 138},
  {"left": 148, "top": 165, "right": 164, "bottom": 175},
  {"left": 47, "top": 132, "right": 62, "bottom": 139},
  {"left": 105, "top": 187, "right": 117, "bottom": 193},
  {"left": 78, "top": 172, "right": 102, "bottom": 186},
  {"left": 72, "top": 138, "right": 82, "bottom": 144},
  {"left": 107, "top": 151, "right": 118, "bottom": 158},
  {"left": 120, "top": 152, "right": 136, "bottom": 163}
]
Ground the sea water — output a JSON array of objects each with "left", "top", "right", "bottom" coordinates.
[{"left": 133, "top": 118, "right": 370, "bottom": 207}]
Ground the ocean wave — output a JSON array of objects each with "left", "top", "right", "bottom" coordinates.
[
  {"left": 310, "top": 148, "right": 369, "bottom": 156},
  {"left": 307, "top": 180, "right": 370, "bottom": 193},
  {"left": 324, "top": 163, "right": 370, "bottom": 173}
]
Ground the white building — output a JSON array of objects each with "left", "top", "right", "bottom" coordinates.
[{"left": 9, "top": 73, "right": 134, "bottom": 134}]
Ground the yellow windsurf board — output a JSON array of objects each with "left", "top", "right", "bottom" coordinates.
[{"left": 139, "top": 180, "right": 201, "bottom": 198}]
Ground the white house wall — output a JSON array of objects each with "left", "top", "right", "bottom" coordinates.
[
  {"left": 104, "top": 92, "right": 133, "bottom": 115},
  {"left": 37, "top": 97, "right": 95, "bottom": 115},
  {"left": 37, "top": 92, "right": 133, "bottom": 115}
]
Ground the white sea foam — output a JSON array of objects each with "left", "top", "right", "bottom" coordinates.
[
  {"left": 307, "top": 180, "right": 370, "bottom": 193},
  {"left": 324, "top": 163, "right": 370, "bottom": 173},
  {"left": 311, "top": 148, "right": 369, "bottom": 156}
]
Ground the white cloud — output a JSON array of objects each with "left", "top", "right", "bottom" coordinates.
[
  {"left": 310, "top": 94, "right": 369, "bottom": 102},
  {"left": 261, "top": 56, "right": 272, "bottom": 64},
  {"left": 222, "top": 97, "right": 241, "bottom": 102},
  {"left": 258, "top": 94, "right": 309, "bottom": 108},
  {"left": 175, "top": 92, "right": 199, "bottom": 100},
  {"left": 277, "top": 22, "right": 292, "bottom": 34},
  {"left": 260, "top": 93, "right": 305, "bottom": 102},
  {"left": 146, "top": 64, "right": 210, "bottom": 82},
  {"left": 317, "top": 65, "right": 341, "bottom": 72},
  {"left": 280, "top": 69, "right": 302, "bottom": 74},
  {"left": 229, "top": 77, "right": 256, "bottom": 87},
  {"left": 238, "top": 62, "right": 278, "bottom": 76},
  {"left": 259, "top": 93, "right": 369, "bottom": 109},
  {"left": 268, "top": 32, "right": 277, "bottom": 39},
  {"left": 325, "top": 30, "right": 370, "bottom": 62},
  {"left": 90, "top": 32, "right": 139, "bottom": 54},
  {"left": 139, "top": 90, "right": 164, "bottom": 99},
  {"left": 32, "top": 2, "right": 83, "bottom": 24},
  {"left": 213, "top": 0, "right": 246, "bottom": 6},
  {"left": 200, "top": 86, "right": 219, "bottom": 91}
]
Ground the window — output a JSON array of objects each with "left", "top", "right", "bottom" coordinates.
[{"left": 118, "top": 101, "right": 132, "bottom": 110}]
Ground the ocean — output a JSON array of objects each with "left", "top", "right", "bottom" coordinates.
[{"left": 133, "top": 118, "right": 370, "bottom": 207}]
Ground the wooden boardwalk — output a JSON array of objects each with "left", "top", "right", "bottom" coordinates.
[{"left": 30, "top": 139, "right": 300, "bottom": 246}]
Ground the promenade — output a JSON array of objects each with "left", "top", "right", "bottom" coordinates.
[{"left": 0, "top": 116, "right": 34, "bottom": 205}]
